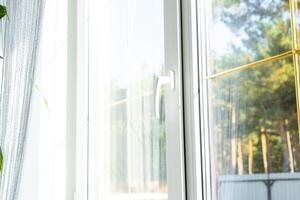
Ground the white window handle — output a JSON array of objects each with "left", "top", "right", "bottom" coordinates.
[{"left": 155, "top": 70, "right": 175, "bottom": 119}]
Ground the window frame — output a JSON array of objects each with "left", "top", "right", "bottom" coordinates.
[
  {"left": 74, "top": 0, "right": 190, "bottom": 200},
  {"left": 73, "top": 0, "right": 206, "bottom": 199},
  {"left": 75, "top": 0, "right": 89, "bottom": 199},
  {"left": 181, "top": 0, "right": 205, "bottom": 200},
  {"left": 57, "top": 0, "right": 300, "bottom": 199}
]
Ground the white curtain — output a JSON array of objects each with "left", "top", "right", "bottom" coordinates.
[{"left": 0, "top": 0, "right": 45, "bottom": 199}]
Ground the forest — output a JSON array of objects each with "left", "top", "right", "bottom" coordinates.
[{"left": 211, "top": 0, "right": 300, "bottom": 175}]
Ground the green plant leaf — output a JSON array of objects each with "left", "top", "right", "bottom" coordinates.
[
  {"left": 0, "top": 5, "right": 7, "bottom": 19},
  {"left": 0, "top": 147, "right": 3, "bottom": 173}
]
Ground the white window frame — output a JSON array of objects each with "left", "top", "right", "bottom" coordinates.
[
  {"left": 181, "top": 0, "right": 204, "bottom": 199},
  {"left": 74, "top": 0, "right": 89, "bottom": 199},
  {"left": 73, "top": 0, "right": 203, "bottom": 200}
]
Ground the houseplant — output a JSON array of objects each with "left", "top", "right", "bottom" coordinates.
[{"left": 0, "top": 4, "right": 7, "bottom": 174}]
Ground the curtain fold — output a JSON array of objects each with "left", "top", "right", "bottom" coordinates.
[{"left": 0, "top": 0, "right": 45, "bottom": 199}]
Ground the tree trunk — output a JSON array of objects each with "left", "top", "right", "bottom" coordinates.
[
  {"left": 291, "top": 132, "right": 300, "bottom": 171},
  {"left": 248, "top": 138, "right": 253, "bottom": 174},
  {"left": 284, "top": 119, "right": 298, "bottom": 172},
  {"left": 278, "top": 121, "right": 290, "bottom": 172},
  {"left": 261, "top": 128, "right": 269, "bottom": 173},
  {"left": 286, "top": 130, "right": 295, "bottom": 172},
  {"left": 231, "top": 138, "right": 237, "bottom": 174},
  {"left": 237, "top": 139, "right": 244, "bottom": 175}
]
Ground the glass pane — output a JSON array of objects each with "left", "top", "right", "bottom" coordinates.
[
  {"left": 105, "top": 93, "right": 167, "bottom": 193},
  {"left": 89, "top": 0, "right": 168, "bottom": 199},
  {"left": 208, "top": 0, "right": 291, "bottom": 75},
  {"left": 207, "top": 57, "right": 300, "bottom": 200},
  {"left": 295, "top": 0, "right": 300, "bottom": 48}
]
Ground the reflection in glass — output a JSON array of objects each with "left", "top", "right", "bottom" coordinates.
[
  {"left": 106, "top": 90, "right": 167, "bottom": 193},
  {"left": 90, "top": 0, "right": 168, "bottom": 199},
  {"left": 209, "top": 0, "right": 291, "bottom": 74},
  {"left": 208, "top": 57, "right": 300, "bottom": 199}
]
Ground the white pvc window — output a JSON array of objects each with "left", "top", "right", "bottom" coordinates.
[{"left": 76, "top": 0, "right": 185, "bottom": 200}]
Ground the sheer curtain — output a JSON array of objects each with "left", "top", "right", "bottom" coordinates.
[{"left": 0, "top": 0, "right": 45, "bottom": 199}]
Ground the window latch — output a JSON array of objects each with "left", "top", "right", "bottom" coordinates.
[{"left": 155, "top": 70, "right": 175, "bottom": 119}]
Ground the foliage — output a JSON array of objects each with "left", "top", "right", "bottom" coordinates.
[{"left": 0, "top": 5, "right": 6, "bottom": 20}]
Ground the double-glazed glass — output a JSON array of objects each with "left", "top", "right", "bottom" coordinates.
[
  {"left": 88, "top": 0, "right": 168, "bottom": 199},
  {"left": 105, "top": 82, "right": 167, "bottom": 194},
  {"left": 203, "top": 0, "right": 300, "bottom": 199},
  {"left": 208, "top": 0, "right": 292, "bottom": 75},
  {"left": 207, "top": 57, "right": 300, "bottom": 200}
]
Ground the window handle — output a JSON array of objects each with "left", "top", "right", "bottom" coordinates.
[{"left": 155, "top": 70, "right": 175, "bottom": 119}]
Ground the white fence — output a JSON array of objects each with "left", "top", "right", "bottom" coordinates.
[
  {"left": 103, "top": 193, "right": 167, "bottom": 200},
  {"left": 89, "top": 173, "right": 300, "bottom": 200},
  {"left": 218, "top": 173, "right": 300, "bottom": 200}
]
